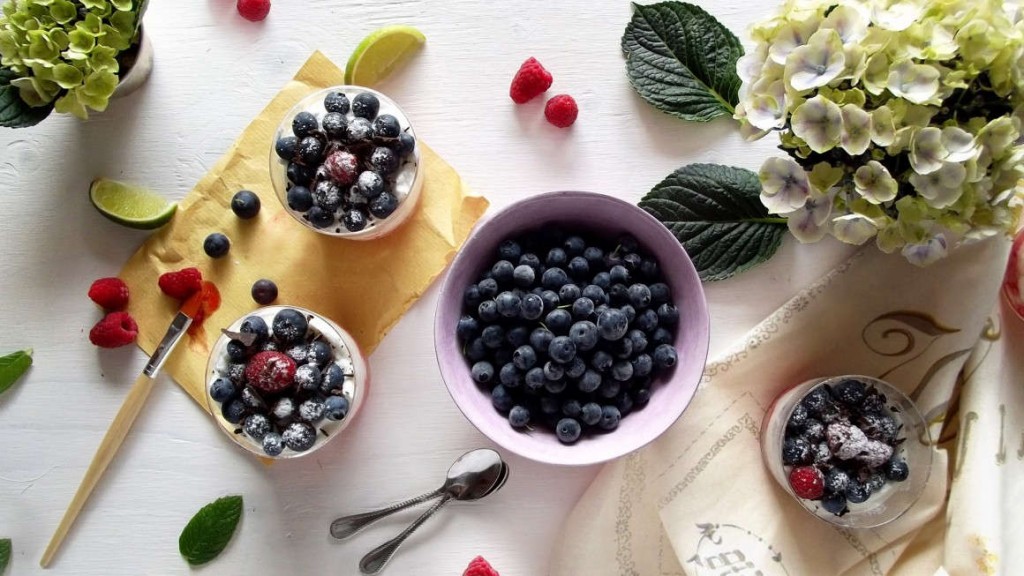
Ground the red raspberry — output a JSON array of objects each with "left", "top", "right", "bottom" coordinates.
[
  {"left": 89, "top": 311, "right": 138, "bottom": 348},
  {"left": 463, "top": 556, "right": 499, "bottom": 576},
  {"left": 88, "top": 277, "right": 129, "bottom": 310},
  {"left": 237, "top": 0, "right": 270, "bottom": 21},
  {"left": 244, "top": 351, "right": 297, "bottom": 394},
  {"left": 509, "top": 57, "right": 552, "bottom": 104},
  {"left": 323, "top": 151, "right": 359, "bottom": 185},
  {"left": 544, "top": 94, "right": 578, "bottom": 128},
  {"left": 158, "top": 267, "right": 203, "bottom": 300},
  {"left": 788, "top": 466, "right": 825, "bottom": 500}
]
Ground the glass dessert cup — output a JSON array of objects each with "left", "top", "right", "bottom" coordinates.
[
  {"left": 205, "top": 305, "right": 369, "bottom": 459},
  {"left": 760, "top": 375, "right": 933, "bottom": 528},
  {"left": 269, "top": 85, "right": 423, "bottom": 240}
]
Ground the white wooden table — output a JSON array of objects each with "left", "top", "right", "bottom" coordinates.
[{"left": 0, "top": 1, "right": 857, "bottom": 574}]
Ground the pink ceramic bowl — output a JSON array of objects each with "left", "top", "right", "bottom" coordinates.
[{"left": 434, "top": 191, "right": 710, "bottom": 466}]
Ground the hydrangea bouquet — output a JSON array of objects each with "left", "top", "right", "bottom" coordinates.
[{"left": 736, "top": 0, "right": 1024, "bottom": 265}]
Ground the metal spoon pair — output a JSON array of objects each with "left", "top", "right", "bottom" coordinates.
[{"left": 330, "top": 448, "right": 509, "bottom": 575}]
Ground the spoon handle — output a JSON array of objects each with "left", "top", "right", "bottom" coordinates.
[
  {"left": 359, "top": 494, "right": 453, "bottom": 575},
  {"left": 330, "top": 487, "right": 445, "bottom": 540}
]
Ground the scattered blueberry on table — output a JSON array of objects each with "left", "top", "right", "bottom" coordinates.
[
  {"left": 231, "top": 189, "right": 261, "bottom": 219},
  {"left": 203, "top": 233, "right": 231, "bottom": 258}
]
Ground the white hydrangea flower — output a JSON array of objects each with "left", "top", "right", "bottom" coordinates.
[
  {"left": 786, "top": 192, "right": 832, "bottom": 242},
  {"left": 909, "top": 161, "right": 967, "bottom": 208},
  {"left": 744, "top": 79, "right": 788, "bottom": 130},
  {"left": 854, "top": 160, "right": 898, "bottom": 203},
  {"left": 768, "top": 17, "right": 819, "bottom": 65},
  {"left": 832, "top": 213, "right": 878, "bottom": 244},
  {"left": 863, "top": 52, "right": 890, "bottom": 95},
  {"left": 791, "top": 95, "right": 843, "bottom": 152},
  {"left": 887, "top": 60, "right": 940, "bottom": 104},
  {"left": 869, "top": 106, "right": 896, "bottom": 145},
  {"left": 759, "top": 157, "right": 812, "bottom": 212},
  {"left": 976, "top": 116, "right": 1019, "bottom": 160},
  {"left": 786, "top": 29, "right": 846, "bottom": 91},
  {"left": 871, "top": 1, "right": 924, "bottom": 32},
  {"left": 823, "top": 4, "right": 869, "bottom": 44},
  {"left": 901, "top": 234, "right": 948, "bottom": 267},
  {"left": 840, "top": 104, "right": 871, "bottom": 155},
  {"left": 736, "top": 44, "right": 768, "bottom": 85},
  {"left": 940, "top": 126, "right": 979, "bottom": 163},
  {"left": 909, "top": 127, "right": 946, "bottom": 174}
]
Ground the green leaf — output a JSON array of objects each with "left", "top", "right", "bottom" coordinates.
[
  {"left": 0, "top": 538, "right": 10, "bottom": 574},
  {"left": 1, "top": 68, "right": 55, "bottom": 125},
  {"left": 639, "top": 164, "right": 787, "bottom": 281},
  {"left": 0, "top": 349, "right": 32, "bottom": 396},
  {"left": 178, "top": 495, "right": 243, "bottom": 566},
  {"left": 621, "top": 1, "right": 744, "bottom": 122}
]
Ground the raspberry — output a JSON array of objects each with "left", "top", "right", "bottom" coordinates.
[
  {"left": 463, "top": 556, "right": 499, "bottom": 576},
  {"left": 244, "top": 351, "right": 297, "bottom": 394},
  {"left": 89, "top": 311, "right": 138, "bottom": 348},
  {"left": 158, "top": 267, "right": 203, "bottom": 300},
  {"left": 509, "top": 57, "right": 552, "bottom": 104},
  {"left": 788, "top": 466, "right": 824, "bottom": 500},
  {"left": 88, "top": 277, "right": 129, "bottom": 310},
  {"left": 323, "top": 151, "right": 359, "bottom": 185},
  {"left": 237, "top": 0, "right": 270, "bottom": 21},
  {"left": 544, "top": 94, "right": 578, "bottom": 128}
]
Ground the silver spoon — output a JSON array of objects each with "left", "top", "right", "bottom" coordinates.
[
  {"left": 330, "top": 448, "right": 503, "bottom": 540},
  {"left": 357, "top": 452, "right": 507, "bottom": 575}
]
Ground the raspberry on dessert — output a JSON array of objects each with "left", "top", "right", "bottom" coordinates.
[
  {"left": 509, "top": 57, "right": 553, "bottom": 104},
  {"left": 88, "top": 277, "right": 129, "bottom": 310},
  {"left": 236, "top": 0, "right": 270, "bottom": 21},
  {"left": 89, "top": 311, "right": 139, "bottom": 348},
  {"left": 544, "top": 94, "right": 578, "bottom": 128},
  {"left": 463, "top": 556, "right": 500, "bottom": 576},
  {"left": 244, "top": 351, "right": 297, "bottom": 394},
  {"left": 323, "top": 150, "right": 360, "bottom": 185},
  {"left": 788, "top": 466, "right": 824, "bottom": 500},
  {"left": 158, "top": 267, "right": 203, "bottom": 300},
  {"left": 857, "top": 439, "right": 894, "bottom": 468}
]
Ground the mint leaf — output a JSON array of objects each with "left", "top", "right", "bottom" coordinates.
[
  {"left": 639, "top": 164, "right": 786, "bottom": 281},
  {"left": 0, "top": 349, "right": 32, "bottom": 397},
  {"left": 622, "top": 2, "right": 743, "bottom": 122},
  {"left": 0, "top": 539, "right": 10, "bottom": 574},
  {"left": 178, "top": 495, "right": 243, "bottom": 566},
  {"left": 0, "top": 69, "right": 53, "bottom": 129}
]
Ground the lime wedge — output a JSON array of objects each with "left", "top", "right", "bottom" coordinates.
[
  {"left": 89, "top": 178, "right": 177, "bottom": 230},
  {"left": 345, "top": 25, "right": 426, "bottom": 86}
]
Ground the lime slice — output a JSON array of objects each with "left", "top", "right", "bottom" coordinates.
[
  {"left": 345, "top": 25, "right": 426, "bottom": 86},
  {"left": 89, "top": 178, "right": 177, "bottom": 230}
]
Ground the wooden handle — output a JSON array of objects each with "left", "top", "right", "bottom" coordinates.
[{"left": 40, "top": 373, "right": 156, "bottom": 568}]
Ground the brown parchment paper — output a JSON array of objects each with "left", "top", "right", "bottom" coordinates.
[{"left": 119, "top": 51, "right": 489, "bottom": 410}]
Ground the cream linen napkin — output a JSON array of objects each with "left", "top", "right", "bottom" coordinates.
[{"left": 550, "top": 236, "right": 1019, "bottom": 575}]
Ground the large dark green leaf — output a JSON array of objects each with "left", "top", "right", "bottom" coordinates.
[
  {"left": 0, "top": 349, "right": 32, "bottom": 397},
  {"left": 0, "top": 538, "right": 10, "bottom": 574},
  {"left": 622, "top": 2, "right": 743, "bottom": 122},
  {"left": 0, "top": 69, "right": 53, "bottom": 129},
  {"left": 639, "top": 164, "right": 786, "bottom": 281},
  {"left": 178, "top": 495, "right": 243, "bottom": 566}
]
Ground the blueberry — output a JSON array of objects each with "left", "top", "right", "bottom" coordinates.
[
  {"left": 581, "top": 284, "right": 607, "bottom": 306},
  {"left": 612, "top": 337, "right": 633, "bottom": 359},
  {"left": 599, "top": 378, "right": 621, "bottom": 399},
  {"left": 342, "top": 208, "right": 369, "bottom": 232},
  {"left": 324, "top": 395, "right": 350, "bottom": 421},
  {"left": 802, "top": 386, "right": 832, "bottom": 414},
  {"left": 477, "top": 300, "right": 498, "bottom": 322},
  {"left": 226, "top": 339, "right": 249, "bottom": 363},
  {"left": 275, "top": 135, "right": 298, "bottom": 161},
  {"left": 631, "top": 354, "right": 653, "bottom": 378},
  {"left": 210, "top": 377, "right": 237, "bottom": 403},
  {"left": 496, "top": 291, "right": 522, "bottom": 318},
  {"left": 512, "top": 345, "right": 537, "bottom": 370},
  {"left": 506, "top": 326, "right": 530, "bottom": 348},
  {"left": 231, "top": 190, "right": 261, "bottom": 219},
  {"left": 395, "top": 132, "right": 416, "bottom": 156},
  {"left": 568, "top": 320, "right": 598, "bottom": 351},
  {"left": 581, "top": 402, "right": 602, "bottom": 425},
  {"left": 512, "top": 264, "right": 536, "bottom": 288},
  {"left": 491, "top": 384, "right": 513, "bottom": 413},
  {"left": 368, "top": 191, "right": 399, "bottom": 220},
  {"left": 632, "top": 387, "right": 652, "bottom": 408},
  {"left": 567, "top": 256, "right": 590, "bottom": 279},
  {"left": 520, "top": 293, "right": 544, "bottom": 320},
  {"left": 463, "top": 284, "right": 482, "bottom": 308},
  {"left": 282, "top": 422, "right": 317, "bottom": 452},
  {"left": 556, "top": 418, "right": 582, "bottom": 444},
  {"left": 651, "top": 327, "right": 673, "bottom": 346},
  {"left": 634, "top": 309, "right": 658, "bottom": 333},
  {"left": 590, "top": 350, "right": 613, "bottom": 372},
  {"left": 627, "top": 284, "right": 652, "bottom": 308},
  {"left": 648, "top": 282, "right": 671, "bottom": 304},
  {"left": 543, "top": 267, "right": 570, "bottom": 290},
  {"left": 565, "top": 356, "right": 587, "bottom": 379},
  {"left": 786, "top": 403, "right": 810, "bottom": 434},
  {"left": 370, "top": 146, "right": 399, "bottom": 175},
  {"left": 241, "top": 387, "right": 265, "bottom": 410},
  {"left": 352, "top": 92, "right": 380, "bottom": 119},
  {"left": 596, "top": 308, "right": 629, "bottom": 341},
  {"left": 558, "top": 284, "right": 581, "bottom": 305},
  {"left": 287, "top": 162, "right": 316, "bottom": 187},
  {"left": 287, "top": 185, "right": 313, "bottom": 211},
  {"left": 324, "top": 91, "right": 350, "bottom": 113},
  {"left": 481, "top": 325, "right": 504, "bottom": 348},
  {"left": 355, "top": 170, "right": 385, "bottom": 198},
  {"left": 322, "top": 111, "right": 347, "bottom": 139},
  {"left": 524, "top": 367, "right": 545, "bottom": 391},
  {"left": 845, "top": 481, "right": 870, "bottom": 504},
  {"left": 272, "top": 308, "right": 308, "bottom": 345},
  {"left": 491, "top": 260, "right": 514, "bottom": 285},
  {"left": 782, "top": 437, "right": 812, "bottom": 465},
  {"left": 456, "top": 315, "right": 480, "bottom": 342},
  {"left": 657, "top": 303, "right": 680, "bottom": 326},
  {"left": 563, "top": 235, "right": 585, "bottom": 255},
  {"left": 603, "top": 252, "right": 623, "bottom": 268},
  {"left": 545, "top": 309, "right": 573, "bottom": 334},
  {"left": 297, "top": 136, "right": 324, "bottom": 165},
  {"left": 866, "top": 473, "right": 886, "bottom": 493},
  {"left": 611, "top": 361, "right": 634, "bottom": 382},
  {"left": 583, "top": 246, "right": 604, "bottom": 266},
  {"left": 599, "top": 405, "right": 621, "bottom": 430},
  {"left": 571, "top": 297, "right": 594, "bottom": 319},
  {"left": 639, "top": 259, "right": 659, "bottom": 280},
  {"left": 548, "top": 336, "right": 576, "bottom": 364},
  {"left": 561, "top": 399, "right": 582, "bottom": 419},
  {"left": 221, "top": 398, "right": 247, "bottom": 424},
  {"left": 372, "top": 114, "right": 401, "bottom": 139},
  {"left": 606, "top": 267, "right": 627, "bottom": 286},
  {"left": 539, "top": 290, "right": 560, "bottom": 311},
  {"left": 529, "top": 328, "right": 554, "bottom": 351},
  {"left": 543, "top": 361, "right": 565, "bottom": 381},
  {"left": 471, "top": 361, "right": 495, "bottom": 384},
  {"left": 833, "top": 378, "right": 868, "bottom": 405},
  {"left": 203, "top": 233, "right": 230, "bottom": 258},
  {"left": 623, "top": 253, "right": 643, "bottom": 270},
  {"left": 499, "top": 363, "right": 522, "bottom": 387},
  {"left": 885, "top": 458, "right": 909, "bottom": 481},
  {"left": 346, "top": 117, "right": 373, "bottom": 143},
  {"left": 292, "top": 111, "right": 319, "bottom": 137},
  {"left": 519, "top": 252, "right": 542, "bottom": 273},
  {"left": 320, "top": 363, "right": 345, "bottom": 393},
  {"left": 544, "top": 378, "right": 567, "bottom": 394},
  {"left": 803, "top": 418, "right": 825, "bottom": 442},
  {"left": 608, "top": 285, "right": 629, "bottom": 307},
  {"left": 295, "top": 364, "right": 323, "bottom": 392},
  {"left": 824, "top": 468, "right": 850, "bottom": 495},
  {"left": 652, "top": 344, "right": 677, "bottom": 369},
  {"left": 821, "top": 493, "right": 847, "bottom": 515},
  {"left": 626, "top": 329, "right": 648, "bottom": 353},
  {"left": 243, "top": 413, "right": 272, "bottom": 440},
  {"left": 508, "top": 405, "right": 531, "bottom": 428},
  {"left": 578, "top": 369, "right": 602, "bottom": 393},
  {"left": 616, "top": 391, "right": 635, "bottom": 416},
  {"left": 546, "top": 247, "right": 568, "bottom": 267},
  {"left": 226, "top": 363, "right": 246, "bottom": 384}
]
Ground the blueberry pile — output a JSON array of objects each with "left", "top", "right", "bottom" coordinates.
[
  {"left": 209, "top": 308, "right": 353, "bottom": 457},
  {"left": 457, "top": 229, "right": 680, "bottom": 444},
  {"left": 275, "top": 90, "right": 416, "bottom": 233},
  {"left": 783, "top": 378, "right": 910, "bottom": 516}
]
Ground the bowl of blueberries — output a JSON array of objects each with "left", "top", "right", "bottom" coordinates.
[
  {"left": 434, "top": 191, "right": 710, "bottom": 466},
  {"left": 270, "top": 86, "right": 422, "bottom": 239}
]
